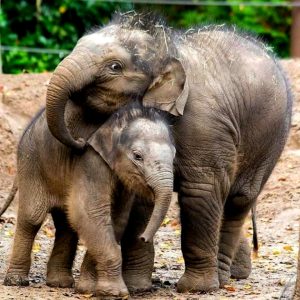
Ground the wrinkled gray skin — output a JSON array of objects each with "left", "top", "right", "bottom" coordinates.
[
  {"left": 230, "top": 207, "right": 257, "bottom": 280},
  {"left": 44, "top": 12, "right": 292, "bottom": 293},
  {"left": 3, "top": 104, "right": 175, "bottom": 298}
]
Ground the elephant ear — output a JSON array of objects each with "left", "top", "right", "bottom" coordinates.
[
  {"left": 87, "top": 121, "right": 122, "bottom": 170},
  {"left": 143, "top": 58, "right": 189, "bottom": 116}
]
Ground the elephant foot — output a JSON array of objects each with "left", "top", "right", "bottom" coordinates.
[
  {"left": 95, "top": 277, "right": 129, "bottom": 299},
  {"left": 76, "top": 277, "right": 96, "bottom": 295},
  {"left": 46, "top": 271, "right": 74, "bottom": 288},
  {"left": 123, "top": 273, "right": 152, "bottom": 293},
  {"left": 230, "top": 262, "right": 251, "bottom": 279},
  {"left": 218, "top": 269, "right": 231, "bottom": 287},
  {"left": 4, "top": 272, "right": 29, "bottom": 286},
  {"left": 230, "top": 238, "right": 252, "bottom": 279},
  {"left": 177, "top": 270, "right": 219, "bottom": 293}
]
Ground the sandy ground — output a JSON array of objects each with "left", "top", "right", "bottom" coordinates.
[{"left": 0, "top": 59, "right": 300, "bottom": 299}]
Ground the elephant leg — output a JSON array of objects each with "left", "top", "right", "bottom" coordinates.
[
  {"left": 230, "top": 235, "right": 252, "bottom": 280},
  {"left": 47, "top": 208, "right": 78, "bottom": 288},
  {"left": 4, "top": 219, "right": 42, "bottom": 286},
  {"left": 80, "top": 225, "right": 127, "bottom": 297},
  {"left": 68, "top": 188, "right": 128, "bottom": 298},
  {"left": 76, "top": 251, "right": 97, "bottom": 294},
  {"left": 74, "top": 221, "right": 127, "bottom": 297},
  {"left": 218, "top": 194, "right": 253, "bottom": 286},
  {"left": 177, "top": 173, "right": 228, "bottom": 293},
  {"left": 4, "top": 184, "right": 47, "bottom": 286},
  {"left": 121, "top": 197, "right": 154, "bottom": 293}
]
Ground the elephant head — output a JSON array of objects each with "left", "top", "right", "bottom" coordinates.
[
  {"left": 87, "top": 103, "right": 175, "bottom": 242},
  {"left": 46, "top": 12, "right": 188, "bottom": 150}
]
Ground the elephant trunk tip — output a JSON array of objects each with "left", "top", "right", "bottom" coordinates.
[
  {"left": 139, "top": 213, "right": 162, "bottom": 243},
  {"left": 73, "top": 137, "right": 87, "bottom": 151},
  {"left": 139, "top": 188, "right": 173, "bottom": 244},
  {"left": 139, "top": 233, "right": 152, "bottom": 243}
]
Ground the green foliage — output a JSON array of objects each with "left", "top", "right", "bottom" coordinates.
[
  {"left": 228, "top": 0, "right": 291, "bottom": 57},
  {"left": 1, "top": 1, "right": 292, "bottom": 74},
  {"left": 137, "top": 0, "right": 291, "bottom": 58},
  {"left": 1, "top": 0, "right": 132, "bottom": 73}
]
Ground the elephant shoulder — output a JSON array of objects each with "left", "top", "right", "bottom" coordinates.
[{"left": 76, "top": 147, "right": 113, "bottom": 185}]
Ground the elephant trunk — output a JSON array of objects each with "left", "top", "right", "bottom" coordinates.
[
  {"left": 46, "top": 50, "right": 98, "bottom": 150},
  {"left": 140, "top": 172, "right": 173, "bottom": 243}
]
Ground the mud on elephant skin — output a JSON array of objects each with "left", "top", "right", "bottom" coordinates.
[
  {"left": 45, "top": 11, "right": 292, "bottom": 292},
  {"left": 3, "top": 103, "right": 175, "bottom": 298}
]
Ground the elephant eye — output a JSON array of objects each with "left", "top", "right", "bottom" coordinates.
[
  {"left": 133, "top": 151, "right": 143, "bottom": 162},
  {"left": 109, "top": 62, "right": 123, "bottom": 72}
]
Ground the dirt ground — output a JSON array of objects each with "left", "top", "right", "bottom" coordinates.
[{"left": 0, "top": 59, "right": 300, "bottom": 300}]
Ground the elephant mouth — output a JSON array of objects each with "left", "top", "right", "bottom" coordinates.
[
  {"left": 86, "top": 90, "right": 126, "bottom": 110},
  {"left": 74, "top": 82, "right": 144, "bottom": 114},
  {"left": 126, "top": 172, "right": 153, "bottom": 199}
]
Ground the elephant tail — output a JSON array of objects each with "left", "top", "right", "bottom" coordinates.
[
  {"left": 251, "top": 206, "right": 259, "bottom": 257},
  {"left": 0, "top": 178, "right": 18, "bottom": 217}
]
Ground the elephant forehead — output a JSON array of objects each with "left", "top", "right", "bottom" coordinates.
[
  {"left": 79, "top": 26, "right": 150, "bottom": 48},
  {"left": 77, "top": 26, "right": 155, "bottom": 62},
  {"left": 77, "top": 36, "right": 133, "bottom": 60},
  {"left": 129, "top": 119, "right": 170, "bottom": 139},
  {"left": 123, "top": 29, "right": 152, "bottom": 42},
  {"left": 79, "top": 26, "right": 118, "bottom": 46}
]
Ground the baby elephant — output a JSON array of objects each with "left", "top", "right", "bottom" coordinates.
[{"left": 4, "top": 103, "right": 175, "bottom": 298}]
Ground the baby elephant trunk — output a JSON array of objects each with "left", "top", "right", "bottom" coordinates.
[{"left": 140, "top": 172, "right": 173, "bottom": 243}]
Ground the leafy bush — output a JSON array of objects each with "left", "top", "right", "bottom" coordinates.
[
  {"left": 136, "top": 0, "right": 291, "bottom": 57},
  {"left": 1, "top": 0, "right": 132, "bottom": 73},
  {"left": 1, "top": 0, "right": 291, "bottom": 74},
  {"left": 228, "top": 0, "right": 291, "bottom": 57}
]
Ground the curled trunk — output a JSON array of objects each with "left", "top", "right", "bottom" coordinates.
[{"left": 46, "top": 50, "right": 98, "bottom": 150}]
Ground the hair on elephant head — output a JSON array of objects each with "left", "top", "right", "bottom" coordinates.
[{"left": 46, "top": 11, "right": 188, "bottom": 150}]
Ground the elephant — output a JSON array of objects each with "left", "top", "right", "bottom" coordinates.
[
  {"left": 3, "top": 102, "right": 175, "bottom": 298},
  {"left": 44, "top": 12, "right": 292, "bottom": 292}
]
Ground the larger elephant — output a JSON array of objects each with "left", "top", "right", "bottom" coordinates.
[{"left": 45, "top": 12, "right": 292, "bottom": 292}]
